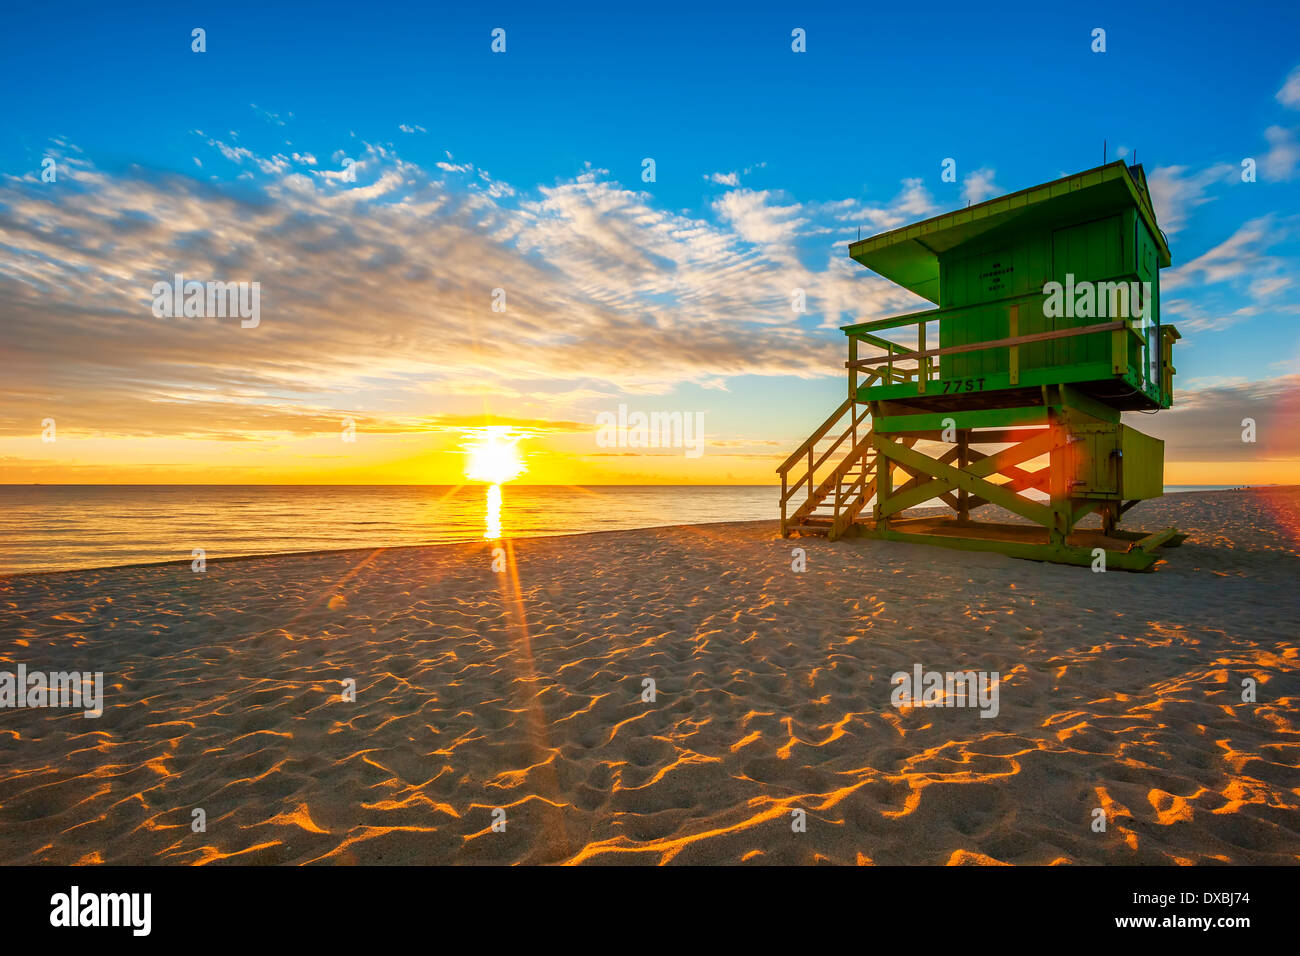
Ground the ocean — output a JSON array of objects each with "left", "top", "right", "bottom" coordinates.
[
  {"left": 0, "top": 484, "right": 1252, "bottom": 575},
  {"left": 0, "top": 484, "right": 778, "bottom": 574}
]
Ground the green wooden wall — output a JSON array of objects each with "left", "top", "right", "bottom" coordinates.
[{"left": 937, "top": 208, "right": 1158, "bottom": 388}]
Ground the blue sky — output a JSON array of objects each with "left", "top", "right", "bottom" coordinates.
[
  {"left": 2, "top": 0, "right": 1299, "bottom": 482},
  {"left": 4, "top": 1, "right": 1296, "bottom": 207}
]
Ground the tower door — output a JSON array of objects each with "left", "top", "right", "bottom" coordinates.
[{"left": 1051, "top": 215, "right": 1125, "bottom": 369}]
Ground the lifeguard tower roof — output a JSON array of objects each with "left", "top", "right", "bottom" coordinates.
[{"left": 847, "top": 161, "right": 1170, "bottom": 305}]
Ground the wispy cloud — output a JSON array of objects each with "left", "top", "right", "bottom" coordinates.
[
  {"left": 250, "top": 103, "right": 289, "bottom": 126},
  {"left": 1162, "top": 217, "right": 1294, "bottom": 332},
  {"left": 0, "top": 140, "right": 932, "bottom": 441},
  {"left": 1147, "top": 163, "right": 1236, "bottom": 235},
  {"left": 6, "top": 136, "right": 1295, "bottom": 476},
  {"left": 1173, "top": 216, "right": 1287, "bottom": 286}
]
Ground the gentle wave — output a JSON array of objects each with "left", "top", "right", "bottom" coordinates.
[{"left": 0, "top": 485, "right": 779, "bottom": 574}]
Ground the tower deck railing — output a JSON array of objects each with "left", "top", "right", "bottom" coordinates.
[{"left": 841, "top": 292, "right": 1174, "bottom": 407}]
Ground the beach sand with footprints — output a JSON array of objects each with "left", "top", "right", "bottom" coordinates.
[{"left": 1, "top": 487, "right": 1297, "bottom": 865}]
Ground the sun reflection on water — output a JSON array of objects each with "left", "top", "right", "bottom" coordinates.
[
  {"left": 485, "top": 483, "right": 503, "bottom": 540},
  {"left": 461, "top": 427, "right": 527, "bottom": 541}
]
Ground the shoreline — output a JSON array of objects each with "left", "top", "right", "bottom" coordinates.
[
  {"left": 0, "top": 519, "right": 779, "bottom": 580},
  {"left": 3, "top": 485, "right": 1292, "bottom": 580}
]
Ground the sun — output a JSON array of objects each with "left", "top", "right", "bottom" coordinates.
[{"left": 462, "top": 427, "right": 527, "bottom": 484}]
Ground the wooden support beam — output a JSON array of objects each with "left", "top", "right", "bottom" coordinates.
[
  {"left": 1008, "top": 304, "right": 1020, "bottom": 386},
  {"left": 1101, "top": 501, "right": 1118, "bottom": 536},
  {"left": 893, "top": 446, "right": 961, "bottom": 496},
  {"left": 841, "top": 311, "right": 937, "bottom": 336},
  {"left": 883, "top": 427, "right": 1050, "bottom": 445},
  {"left": 917, "top": 320, "right": 927, "bottom": 394},
  {"left": 1111, "top": 322, "right": 1128, "bottom": 375},
  {"left": 968, "top": 427, "right": 1049, "bottom": 445},
  {"left": 876, "top": 407, "right": 1052, "bottom": 433},
  {"left": 964, "top": 448, "right": 1047, "bottom": 483},
  {"left": 848, "top": 336, "right": 858, "bottom": 409},
  {"left": 865, "top": 526, "right": 1162, "bottom": 572},
  {"left": 960, "top": 453, "right": 1051, "bottom": 510},
  {"left": 963, "top": 428, "right": 1065, "bottom": 481},
  {"left": 875, "top": 436, "right": 1058, "bottom": 526},
  {"left": 881, "top": 476, "right": 957, "bottom": 516},
  {"left": 850, "top": 330, "right": 916, "bottom": 354},
  {"left": 873, "top": 427, "right": 893, "bottom": 526},
  {"left": 889, "top": 435, "right": 1059, "bottom": 517},
  {"left": 1047, "top": 412, "right": 1070, "bottom": 543},
  {"left": 1071, "top": 499, "right": 1101, "bottom": 529},
  {"left": 962, "top": 465, "right": 1051, "bottom": 511},
  {"left": 1132, "top": 526, "right": 1179, "bottom": 553},
  {"left": 956, "top": 431, "right": 970, "bottom": 521}
]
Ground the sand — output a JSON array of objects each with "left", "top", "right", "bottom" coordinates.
[{"left": 1, "top": 487, "right": 1297, "bottom": 865}]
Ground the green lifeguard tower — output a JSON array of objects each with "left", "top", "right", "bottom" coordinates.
[{"left": 778, "top": 161, "right": 1184, "bottom": 571}]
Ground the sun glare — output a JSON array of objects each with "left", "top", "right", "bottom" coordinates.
[
  {"left": 462, "top": 427, "right": 527, "bottom": 485},
  {"left": 462, "top": 427, "right": 527, "bottom": 540}
]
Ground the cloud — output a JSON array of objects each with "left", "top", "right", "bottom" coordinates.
[
  {"left": 1261, "top": 124, "right": 1300, "bottom": 181},
  {"left": 711, "top": 188, "right": 807, "bottom": 247},
  {"left": 704, "top": 163, "right": 766, "bottom": 187},
  {"left": 0, "top": 141, "right": 868, "bottom": 441},
  {"left": 1250, "top": 276, "right": 1291, "bottom": 299},
  {"left": 1147, "top": 163, "right": 1236, "bottom": 235},
  {"left": 822, "top": 177, "right": 938, "bottom": 231},
  {"left": 1134, "top": 375, "right": 1300, "bottom": 461},
  {"left": 250, "top": 103, "right": 289, "bottom": 126},
  {"left": 961, "top": 167, "right": 1000, "bottom": 206},
  {"left": 1147, "top": 123, "right": 1297, "bottom": 235},
  {"left": 399, "top": 123, "right": 427, "bottom": 134},
  {"left": 1161, "top": 217, "right": 1295, "bottom": 333},
  {"left": 893, "top": 177, "right": 934, "bottom": 219},
  {"left": 1174, "top": 217, "right": 1286, "bottom": 285},
  {"left": 1278, "top": 65, "right": 1300, "bottom": 109},
  {"left": 5, "top": 140, "right": 1292, "bottom": 463}
]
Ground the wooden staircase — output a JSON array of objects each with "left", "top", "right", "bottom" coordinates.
[{"left": 777, "top": 398, "right": 886, "bottom": 540}]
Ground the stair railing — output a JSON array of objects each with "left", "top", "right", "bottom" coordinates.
[{"left": 777, "top": 398, "right": 871, "bottom": 535}]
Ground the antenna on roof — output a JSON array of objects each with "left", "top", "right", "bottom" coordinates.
[{"left": 1103, "top": 139, "right": 1107, "bottom": 164}]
